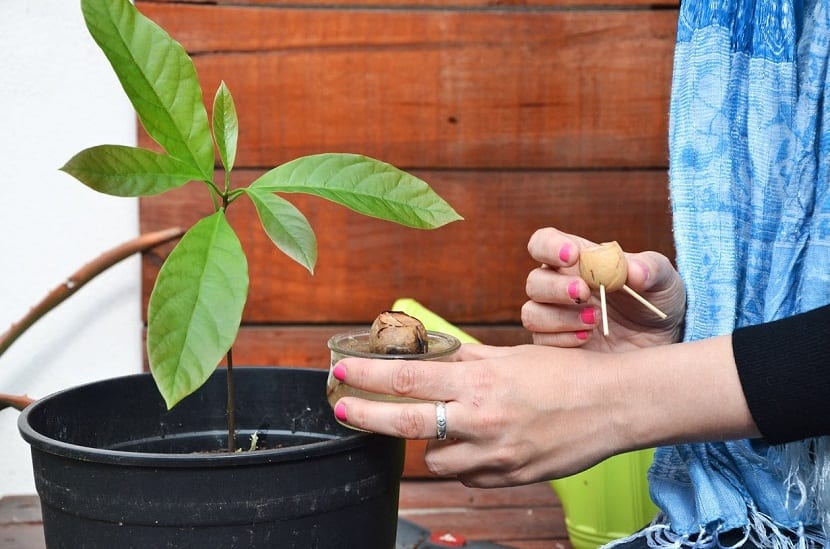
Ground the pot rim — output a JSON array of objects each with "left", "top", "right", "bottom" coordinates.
[{"left": 18, "top": 367, "right": 376, "bottom": 468}]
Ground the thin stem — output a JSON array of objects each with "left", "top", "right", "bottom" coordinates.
[
  {"left": 0, "top": 227, "right": 185, "bottom": 360},
  {"left": 204, "top": 178, "right": 224, "bottom": 197},
  {"left": 226, "top": 188, "right": 246, "bottom": 204},
  {"left": 203, "top": 179, "right": 223, "bottom": 211},
  {"left": 224, "top": 169, "right": 232, "bottom": 195},
  {"left": 222, "top": 174, "right": 231, "bottom": 210},
  {"left": 226, "top": 348, "right": 236, "bottom": 453},
  {"left": 223, "top": 191, "right": 245, "bottom": 209}
]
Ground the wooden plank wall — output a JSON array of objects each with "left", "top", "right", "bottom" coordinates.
[{"left": 136, "top": 0, "right": 679, "bottom": 473}]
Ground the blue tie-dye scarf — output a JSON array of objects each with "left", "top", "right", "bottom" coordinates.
[{"left": 633, "top": 1, "right": 830, "bottom": 547}]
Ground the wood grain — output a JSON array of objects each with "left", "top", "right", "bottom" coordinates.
[
  {"left": 137, "top": 3, "right": 676, "bottom": 170},
  {"left": 399, "top": 480, "right": 568, "bottom": 546},
  {"left": 143, "top": 0, "right": 675, "bottom": 8}
]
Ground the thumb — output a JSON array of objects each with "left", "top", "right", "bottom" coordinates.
[{"left": 625, "top": 251, "right": 680, "bottom": 295}]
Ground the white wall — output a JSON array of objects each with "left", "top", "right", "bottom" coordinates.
[{"left": 0, "top": 2, "right": 140, "bottom": 496}]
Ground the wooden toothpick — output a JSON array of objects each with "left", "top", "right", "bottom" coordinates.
[
  {"left": 622, "top": 284, "right": 667, "bottom": 320},
  {"left": 599, "top": 284, "right": 610, "bottom": 336}
]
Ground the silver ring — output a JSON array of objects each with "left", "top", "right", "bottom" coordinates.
[{"left": 435, "top": 401, "right": 448, "bottom": 440}]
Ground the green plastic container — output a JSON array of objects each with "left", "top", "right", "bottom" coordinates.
[{"left": 550, "top": 449, "right": 658, "bottom": 549}]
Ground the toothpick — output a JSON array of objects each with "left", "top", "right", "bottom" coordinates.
[
  {"left": 599, "top": 284, "right": 610, "bottom": 336},
  {"left": 622, "top": 284, "right": 668, "bottom": 320}
]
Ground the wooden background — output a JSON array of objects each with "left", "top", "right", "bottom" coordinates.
[{"left": 136, "top": 0, "right": 679, "bottom": 474}]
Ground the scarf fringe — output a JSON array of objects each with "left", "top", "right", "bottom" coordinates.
[
  {"left": 601, "top": 509, "right": 828, "bottom": 549},
  {"left": 771, "top": 437, "right": 830, "bottom": 532}
]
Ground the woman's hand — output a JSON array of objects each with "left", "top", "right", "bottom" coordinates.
[
  {"left": 331, "top": 338, "right": 759, "bottom": 488},
  {"left": 332, "top": 343, "right": 630, "bottom": 487},
  {"left": 522, "top": 227, "right": 686, "bottom": 351}
]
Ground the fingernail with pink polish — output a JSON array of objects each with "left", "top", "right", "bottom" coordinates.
[
  {"left": 334, "top": 403, "right": 348, "bottom": 423},
  {"left": 576, "top": 330, "right": 589, "bottom": 341},
  {"left": 631, "top": 259, "right": 650, "bottom": 283},
  {"left": 580, "top": 307, "right": 596, "bottom": 325},
  {"left": 332, "top": 363, "right": 346, "bottom": 382},
  {"left": 559, "top": 243, "right": 573, "bottom": 263},
  {"left": 568, "top": 280, "right": 581, "bottom": 302}
]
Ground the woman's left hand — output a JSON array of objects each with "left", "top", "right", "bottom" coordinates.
[{"left": 330, "top": 342, "right": 626, "bottom": 488}]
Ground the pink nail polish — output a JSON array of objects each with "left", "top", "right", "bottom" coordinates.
[
  {"left": 559, "top": 243, "right": 573, "bottom": 263},
  {"left": 629, "top": 259, "right": 649, "bottom": 283},
  {"left": 567, "top": 280, "right": 580, "bottom": 301},
  {"left": 334, "top": 403, "right": 348, "bottom": 422},
  {"left": 576, "top": 330, "right": 589, "bottom": 340},
  {"left": 332, "top": 363, "right": 346, "bottom": 382},
  {"left": 580, "top": 307, "right": 596, "bottom": 325}
]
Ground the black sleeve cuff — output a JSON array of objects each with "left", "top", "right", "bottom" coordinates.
[{"left": 733, "top": 304, "right": 830, "bottom": 445}]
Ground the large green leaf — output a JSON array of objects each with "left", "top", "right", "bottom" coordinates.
[
  {"left": 212, "top": 81, "right": 238, "bottom": 173},
  {"left": 244, "top": 188, "right": 317, "bottom": 274},
  {"left": 81, "top": 0, "right": 214, "bottom": 180},
  {"left": 250, "top": 153, "right": 464, "bottom": 229},
  {"left": 147, "top": 211, "right": 249, "bottom": 409},
  {"left": 61, "top": 145, "right": 201, "bottom": 197}
]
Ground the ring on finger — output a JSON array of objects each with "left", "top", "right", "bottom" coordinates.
[{"left": 435, "top": 401, "right": 448, "bottom": 440}]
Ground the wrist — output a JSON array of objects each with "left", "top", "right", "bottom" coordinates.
[{"left": 612, "top": 336, "right": 759, "bottom": 452}]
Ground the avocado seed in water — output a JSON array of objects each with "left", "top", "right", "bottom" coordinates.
[{"left": 369, "top": 311, "right": 428, "bottom": 354}]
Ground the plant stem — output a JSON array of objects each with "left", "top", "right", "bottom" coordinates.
[
  {"left": 0, "top": 227, "right": 186, "bottom": 360},
  {"left": 205, "top": 178, "right": 224, "bottom": 198},
  {"left": 203, "top": 180, "right": 223, "bottom": 211},
  {"left": 225, "top": 188, "right": 245, "bottom": 206},
  {"left": 226, "top": 348, "right": 236, "bottom": 452}
]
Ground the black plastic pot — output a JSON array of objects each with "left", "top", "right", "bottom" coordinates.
[{"left": 18, "top": 367, "right": 405, "bottom": 548}]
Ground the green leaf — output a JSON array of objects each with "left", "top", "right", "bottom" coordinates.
[
  {"left": 250, "top": 153, "right": 464, "bottom": 229},
  {"left": 61, "top": 145, "right": 201, "bottom": 197},
  {"left": 147, "top": 211, "right": 249, "bottom": 409},
  {"left": 243, "top": 188, "right": 317, "bottom": 274},
  {"left": 213, "top": 81, "right": 238, "bottom": 173},
  {"left": 81, "top": 0, "right": 214, "bottom": 180}
]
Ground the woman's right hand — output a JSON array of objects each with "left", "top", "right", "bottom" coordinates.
[{"left": 522, "top": 227, "right": 686, "bottom": 352}]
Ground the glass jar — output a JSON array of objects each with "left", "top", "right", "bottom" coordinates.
[{"left": 326, "top": 329, "right": 461, "bottom": 414}]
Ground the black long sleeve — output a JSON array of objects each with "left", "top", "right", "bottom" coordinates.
[{"left": 733, "top": 304, "right": 830, "bottom": 444}]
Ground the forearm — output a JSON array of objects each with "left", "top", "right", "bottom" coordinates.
[{"left": 609, "top": 336, "right": 760, "bottom": 453}]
